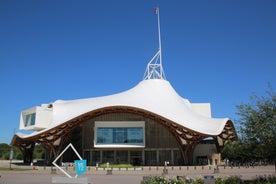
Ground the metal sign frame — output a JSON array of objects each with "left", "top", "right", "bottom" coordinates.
[{"left": 52, "top": 143, "right": 84, "bottom": 178}]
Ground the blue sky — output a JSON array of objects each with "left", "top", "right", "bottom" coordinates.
[{"left": 0, "top": 0, "right": 275, "bottom": 144}]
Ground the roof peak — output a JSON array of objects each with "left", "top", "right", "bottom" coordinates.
[{"left": 143, "top": 7, "right": 166, "bottom": 80}]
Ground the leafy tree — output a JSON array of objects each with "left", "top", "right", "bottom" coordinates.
[
  {"left": 0, "top": 143, "right": 43, "bottom": 161},
  {"left": 235, "top": 87, "right": 276, "bottom": 169},
  {"left": 33, "top": 144, "right": 45, "bottom": 159},
  {"left": 221, "top": 141, "right": 239, "bottom": 163},
  {"left": 0, "top": 143, "right": 12, "bottom": 159},
  {"left": 222, "top": 140, "right": 253, "bottom": 165}
]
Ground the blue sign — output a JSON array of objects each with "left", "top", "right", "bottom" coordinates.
[{"left": 74, "top": 160, "right": 87, "bottom": 175}]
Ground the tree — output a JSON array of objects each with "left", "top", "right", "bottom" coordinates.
[
  {"left": 0, "top": 143, "right": 42, "bottom": 161},
  {"left": 235, "top": 87, "right": 276, "bottom": 169},
  {"left": 0, "top": 143, "right": 10, "bottom": 159},
  {"left": 222, "top": 140, "right": 254, "bottom": 165}
]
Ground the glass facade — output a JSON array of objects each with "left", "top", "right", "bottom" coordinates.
[
  {"left": 79, "top": 113, "right": 182, "bottom": 166},
  {"left": 94, "top": 121, "right": 145, "bottom": 147},
  {"left": 96, "top": 127, "right": 143, "bottom": 145}
]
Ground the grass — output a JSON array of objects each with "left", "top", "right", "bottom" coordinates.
[
  {"left": 99, "top": 163, "right": 140, "bottom": 168},
  {"left": 0, "top": 167, "right": 34, "bottom": 171}
]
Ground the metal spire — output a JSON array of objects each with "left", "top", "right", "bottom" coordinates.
[{"left": 143, "top": 7, "right": 166, "bottom": 80}]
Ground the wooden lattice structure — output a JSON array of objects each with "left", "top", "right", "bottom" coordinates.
[{"left": 11, "top": 106, "right": 237, "bottom": 165}]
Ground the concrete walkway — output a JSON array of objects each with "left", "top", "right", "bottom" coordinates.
[{"left": 0, "top": 161, "right": 275, "bottom": 184}]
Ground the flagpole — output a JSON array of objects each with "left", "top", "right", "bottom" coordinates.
[
  {"left": 156, "top": 7, "right": 162, "bottom": 67},
  {"left": 143, "top": 7, "right": 166, "bottom": 80}
]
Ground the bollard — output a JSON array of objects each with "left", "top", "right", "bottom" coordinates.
[
  {"left": 51, "top": 167, "right": 57, "bottom": 174},
  {"left": 214, "top": 165, "right": 220, "bottom": 173},
  {"left": 162, "top": 168, "right": 168, "bottom": 175},
  {"left": 106, "top": 168, "right": 112, "bottom": 175}
]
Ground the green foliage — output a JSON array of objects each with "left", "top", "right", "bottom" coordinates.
[
  {"left": 142, "top": 175, "right": 276, "bottom": 184},
  {"left": 0, "top": 143, "right": 21, "bottom": 160},
  {"left": 0, "top": 143, "right": 43, "bottom": 160},
  {"left": 99, "top": 163, "right": 139, "bottom": 168},
  {"left": 253, "top": 175, "right": 276, "bottom": 184},
  {"left": 33, "top": 144, "right": 44, "bottom": 159},
  {"left": 222, "top": 87, "right": 276, "bottom": 164},
  {"left": 221, "top": 140, "right": 263, "bottom": 164},
  {"left": 0, "top": 167, "right": 33, "bottom": 171},
  {"left": 141, "top": 175, "right": 203, "bottom": 184},
  {"left": 216, "top": 176, "right": 243, "bottom": 184},
  {"left": 235, "top": 87, "right": 276, "bottom": 162},
  {"left": 216, "top": 175, "right": 276, "bottom": 184}
]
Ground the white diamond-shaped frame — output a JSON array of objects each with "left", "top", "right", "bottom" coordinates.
[{"left": 52, "top": 143, "right": 83, "bottom": 178}]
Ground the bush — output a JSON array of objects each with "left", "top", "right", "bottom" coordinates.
[
  {"left": 216, "top": 176, "right": 243, "bottom": 184},
  {"left": 253, "top": 175, "right": 276, "bottom": 184},
  {"left": 216, "top": 175, "right": 276, "bottom": 184},
  {"left": 142, "top": 175, "right": 276, "bottom": 184},
  {"left": 141, "top": 175, "right": 204, "bottom": 184}
]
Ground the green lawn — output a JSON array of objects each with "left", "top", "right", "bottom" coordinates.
[
  {"left": 0, "top": 167, "right": 33, "bottom": 171},
  {"left": 99, "top": 163, "right": 140, "bottom": 168}
]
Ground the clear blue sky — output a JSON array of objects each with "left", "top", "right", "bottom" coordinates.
[{"left": 1, "top": 0, "right": 275, "bottom": 144}]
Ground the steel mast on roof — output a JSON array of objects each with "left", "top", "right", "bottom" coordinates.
[{"left": 143, "top": 7, "right": 166, "bottom": 80}]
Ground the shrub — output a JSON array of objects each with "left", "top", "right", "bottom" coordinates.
[
  {"left": 142, "top": 175, "right": 276, "bottom": 184},
  {"left": 216, "top": 175, "right": 276, "bottom": 184},
  {"left": 253, "top": 175, "right": 276, "bottom": 184},
  {"left": 141, "top": 175, "right": 204, "bottom": 184},
  {"left": 215, "top": 176, "right": 243, "bottom": 184}
]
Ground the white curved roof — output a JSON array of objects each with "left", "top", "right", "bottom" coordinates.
[{"left": 48, "top": 79, "right": 228, "bottom": 136}]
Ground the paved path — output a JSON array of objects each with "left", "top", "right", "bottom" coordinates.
[{"left": 0, "top": 162, "right": 275, "bottom": 184}]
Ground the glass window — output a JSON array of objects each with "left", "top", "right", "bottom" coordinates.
[
  {"left": 95, "top": 121, "right": 145, "bottom": 147},
  {"left": 96, "top": 127, "right": 143, "bottom": 146},
  {"left": 24, "top": 113, "right": 36, "bottom": 127},
  {"left": 97, "top": 128, "right": 113, "bottom": 144}
]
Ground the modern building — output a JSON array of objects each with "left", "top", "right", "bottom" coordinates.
[{"left": 11, "top": 8, "right": 237, "bottom": 166}]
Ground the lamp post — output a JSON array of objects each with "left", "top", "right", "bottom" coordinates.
[{"left": 9, "top": 147, "right": 14, "bottom": 170}]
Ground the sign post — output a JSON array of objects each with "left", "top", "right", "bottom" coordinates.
[
  {"left": 51, "top": 143, "right": 91, "bottom": 184},
  {"left": 9, "top": 148, "right": 14, "bottom": 170}
]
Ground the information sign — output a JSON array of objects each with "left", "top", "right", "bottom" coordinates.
[{"left": 74, "top": 160, "right": 87, "bottom": 175}]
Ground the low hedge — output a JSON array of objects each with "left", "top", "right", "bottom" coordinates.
[{"left": 141, "top": 175, "right": 276, "bottom": 184}]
